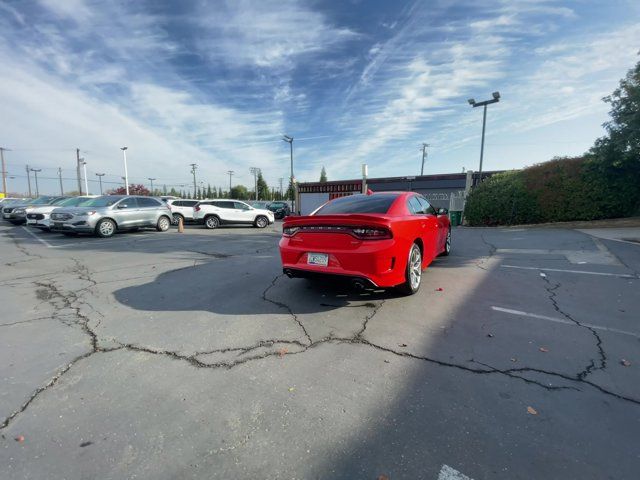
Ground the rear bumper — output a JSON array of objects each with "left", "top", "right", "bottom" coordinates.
[
  {"left": 283, "top": 268, "right": 379, "bottom": 288},
  {"left": 279, "top": 237, "right": 406, "bottom": 288}
]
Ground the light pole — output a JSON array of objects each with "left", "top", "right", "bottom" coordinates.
[
  {"left": 190, "top": 163, "right": 197, "bottom": 197},
  {"left": 120, "top": 147, "right": 129, "bottom": 195},
  {"left": 148, "top": 177, "right": 156, "bottom": 194},
  {"left": 468, "top": 91, "right": 500, "bottom": 186},
  {"left": 58, "top": 167, "right": 64, "bottom": 195},
  {"left": 0, "top": 147, "right": 10, "bottom": 197},
  {"left": 30, "top": 168, "right": 42, "bottom": 196},
  {"left": 80, "top": 158, "right": 89, "bottom": 194},
  {"left": 282, "top": 135, "right": 294, "bottom": 210},
  {"left": 96, "top": 173, "right": 105, "bottom": 194},
  {"left": 420, "top": 143, "right": 429, "bottom": 176}
]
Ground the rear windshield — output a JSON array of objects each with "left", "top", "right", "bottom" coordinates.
[{"left": 314, "top": 193, "right": 399, "bottom": 215}]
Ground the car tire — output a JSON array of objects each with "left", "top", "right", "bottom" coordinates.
[
  {"left": 204, "top": 215, "right": 219, "bottom": 229},
  {"left": 254, "top": 215, "right": 268, "bottom": 228},
  {"left": 95, "top": 218, "right": 116, "bottom": 238},
  {"left": 156, "top": 216, "right": 171, "bottom": 232},
  {"left": 171, "top": 213, "right": 183, "bottom": 226},
  {"left": 440, "top": 228, "right": 451, "bottom": 256},
  {"left": 398, "top": 243, "right": 422, "bottom": 296}
]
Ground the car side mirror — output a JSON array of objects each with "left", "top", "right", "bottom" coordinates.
[{"left": 438, "top": 208, "right": 448, "bottom": 215}]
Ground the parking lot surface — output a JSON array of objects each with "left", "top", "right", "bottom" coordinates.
[{"left": 1, "top": 222, "right": 639, "bottom": 479}]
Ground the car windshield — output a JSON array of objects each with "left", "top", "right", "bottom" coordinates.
[
  {"left": 30, "top": 196, "right": 56, "bottom": 205},
  {"left": 50, "top": 197, "right": 69, "bottom": 205},
  {"left": 80, "top": 196, "right": 121, "bottom": 207},
  {"left": 313, "top": 193, "right": 399, "bottom": 215},
  {"left": 58, "top": 197, "right": 93, "bottom": 207}
]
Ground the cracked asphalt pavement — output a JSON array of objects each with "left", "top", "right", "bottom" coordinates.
[{"left": 1, "top": 222, "right": 639, "bottom": 479}]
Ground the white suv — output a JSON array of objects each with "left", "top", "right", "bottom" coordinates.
[
  {"left": 168, "top": 199, "right": 199, "bottom": 224},
  {"left": 194, "top": 199, "right": 274, "bottom": 229}
]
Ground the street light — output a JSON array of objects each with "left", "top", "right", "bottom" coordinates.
[
  {"left": 468, "top": 91, "right": 500, "bottom": 186},
  {"left": 282, "top": 135, "right": 294, "bottom": 211},
  {"left": 30, "top": 168, "right": 42, "bottom": 196},
  {"left": 96, "top": 173, "right": 105, "bottom": 194},
  {"left": 121, "top": 147, "right": 129, "bottom": 195},
  {"left": 80, "top": 158, "right": 89, "bottom": 194},
  {"left": 148, "top": 177, "right": 156, "bottom": 194}
]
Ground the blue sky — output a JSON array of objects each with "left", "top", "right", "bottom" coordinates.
[{"left": 0, "top": 0, "right": 638, "bottom": 195}]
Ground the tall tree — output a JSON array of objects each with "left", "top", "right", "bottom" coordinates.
[
  {"left": 230, "top": 184, "right": 249, "bottom": 199},
  {"left": 257, "top": 171, "right": 269, "bottom": 200},
  {"left": 206, "top": 184, "right": 212, "bottom": 199},
  {"left": 320, "top": 166, "right": 327, "bottom": 183}
]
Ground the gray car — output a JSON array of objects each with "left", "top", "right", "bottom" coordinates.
[
  {"left": 2, "top": 196, "right": 67, "bottom": 224},
  {"left": 50, "top": 195, "right": 172, "bottom": 237}
]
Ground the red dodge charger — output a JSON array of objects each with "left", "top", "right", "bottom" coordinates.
[{"left": 279, "top": 191, "right": 451, "bottom": 295}]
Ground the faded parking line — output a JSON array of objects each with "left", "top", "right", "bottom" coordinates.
[
  {"left": 501, "top": 264, "right": 636, "bottom": 278},
  {"left": 491, "top": 306, "right": 640, "bottom": 339}
]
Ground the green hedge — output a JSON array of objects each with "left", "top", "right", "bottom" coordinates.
[{"left": 465, "top": 156, "right": 640, "bottom": 226}]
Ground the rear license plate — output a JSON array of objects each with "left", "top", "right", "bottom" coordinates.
[{"left": 307, "top": 253, "right": 329, "bottom": 266}]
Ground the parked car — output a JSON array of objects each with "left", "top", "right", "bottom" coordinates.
[
  {"left": 279, "top": 192, "right": 451, "bottom": 295},
  {"left": 248, "top": 201, "right": 271, "bottom": 209},
  {"left": 0, "top": 197, "right": 23, "bottom": 206},
  {"left": 50, "top": 195, "right": 172, "bottom": 238},
  {"left": 268, "top": 201, "right": 291, "bottom": 219},
  {"left": 26, "top": 196, "right": 97, "bottom": 230},
  {"left": 193, "top": 199, "right": 275, "bottom": 229},
  {"left": 3, "top": 196, "right": 67, "bottom": 224},
  {"left": 167, "top": 199, "right": 199, "bottom": 225}
]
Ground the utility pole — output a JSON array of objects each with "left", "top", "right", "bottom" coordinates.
[
  {"left": 468, "top": 92, "right": 500, "bottom": 186},
  {"left": 148, "top": 177, "right": 156, "bottom": 194},
  {"left": 190, "top": 163, "right": 197, "bottom": 197},
  {"left": 0, "top": 147, "right": 10, "bottom": 197},
  {"left": 278, "top": 177, "right": 284, "bottom": 198},
  {"left": 420, "top": 143, "right": 429, "bottom": 176},
  {"left": 25, "top": 164, "right": 32, "bottom": 197},
  {"left": 227, "top": 170, "right": 234, "bottom": 194},
  {"left": 249, "top": 167, "right": 260, "bottom": 200},
  {"left": 58, "top": 167, "right": 64, "bottom": 195},
  {"left": 76, "top": 148, "right": 83, "bottom": 194},
  {"left": 30, "top": 168, "right": 42, "bottom": 196},
  {"left": 96, "top": 173, "right": 105, "bottom": 194}
]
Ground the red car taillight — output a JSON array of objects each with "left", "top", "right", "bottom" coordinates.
[
  {"left": 283, "top": 226, "right": 299, "bottom": 237},
  {"left": 350, "top": 227, "right": 392, "bottom": 240},
  {"left": 282, "top": 225, "right": 391, "bottom": 240}
]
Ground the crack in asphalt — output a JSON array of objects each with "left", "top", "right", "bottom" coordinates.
[
  {"left": 541, "top": 276, "right": 607, "bottom": 380},
  {"left": 476, "top": 232, "right": 497, "bottom": 270},
  {"left": 262, "top": 274, "right": 313, "bottom": 345}
]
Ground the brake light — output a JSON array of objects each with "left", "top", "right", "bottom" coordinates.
[
  {"left": 283, "top": 226, "right": 299, "bottom": 237},
  {"left": 351, "top": 227, "right": 392, "bottom": 240}
]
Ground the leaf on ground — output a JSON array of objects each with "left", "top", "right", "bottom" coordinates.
[
  {"left": 288, "top": 387, "right": 295, "bottom": 392},
  {"left": 398, "top": 343, "right": 408, "bottom": 347},
  {"left": 539, "top": 347, "right": 549, "bottom": 353},
  {"left": 377, "top": 475, "right": 390, "bottom": 480},
  {"left": 15, "top": 435, "right": 25, "bottom": 442},
  {"left": 527, "top": 406, "right": 538, "bottom": 415},
  {"left": 435, "top": 287, "right": 444, "bottom": 291},
  {"left": 621, "top": 359, "right": 631, "bottom": 367},
  {"left": 277, "top": 348, "right": 288, "bottom": 358}
]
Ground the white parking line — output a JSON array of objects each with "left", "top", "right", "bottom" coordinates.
[
  {"left": 438, "top": 465, "right": 473, "bottom": 480},
  {"left": 501, "top": 264, "right": 636, "bottom": 278},
  {"left": 20, "top": 226, "right": 53, "bottom": 248},
  {"left": 491, "top": 306, "right": 640, "bottom": 339}
]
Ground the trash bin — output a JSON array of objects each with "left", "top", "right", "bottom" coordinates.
[{"left": 449, "top": 211, "right": 462, "bottom": 226}]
